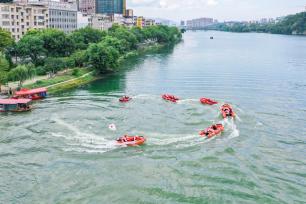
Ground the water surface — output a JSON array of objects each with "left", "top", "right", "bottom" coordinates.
[{"left": 1, "top": 31, "right": 306, "bottom": 203}]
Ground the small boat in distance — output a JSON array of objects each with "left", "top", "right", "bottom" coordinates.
[
  {"left": 200, "top": 98, "right": 218, "bottom": 105},
  {"left": 119, "top": 96, "right": 131, "bottom": 103},
  {"left": 210, "top": 36, "right": 214, "bottom": 39},
  {"left": 116, "top": 135, "right": 146, "bottom": 146},
  {"left": 13, "top": 88, "right": 47, "bottom": 100},
  {"left": 199, "top": 124, "right": 224, "bottom": 138},
  {"left": 0, "top": 99, "right": 32, "bottom": 112}
]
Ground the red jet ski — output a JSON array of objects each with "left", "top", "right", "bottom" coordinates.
[
  {"left": 116, "top": 135, "right": 146, "bottom": 146},
  {"left": 221, "top": 104, "right": 235, "bottom": 118},
  {"left": 199, "top": 124, "right": 224, "bottom": 138},
  {"left": 162, "top": 94, "right": 179, "bottom": 103},
  {"left": 119, "top": 96, "right": 131, "bottom": 103},
  {"left": 200, "top": 98, "right": 218, "bottom": 105}
]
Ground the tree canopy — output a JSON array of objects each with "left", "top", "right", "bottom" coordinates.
[
  {"left": 0, "top": 28, "right": 14, "bottom": 52},
  {"left": 6, "top": 24, "right": 182, "bottom": 78},
  {"left": 208, "top": 12, "right": 306, "bottom": 35}
]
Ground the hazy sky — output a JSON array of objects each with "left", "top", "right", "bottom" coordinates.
[{"left": 126, "top": 0, "right": 306, "bottom": 21}]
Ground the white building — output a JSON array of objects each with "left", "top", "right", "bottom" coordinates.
[
  {"left": 90, "top": 13, "right": 112, "bottom": 30},
  {"left": 77, "top": 11, "right": 90, "bottom": 28},
  {"left": 29, "top": 0, "right": 77, "bottom": 33},
  {"left": 187, "top": 17, "right": 214, "bottom": 29},
  {"left": 0, "top": 2, "right": 48, "bottom": 41}
]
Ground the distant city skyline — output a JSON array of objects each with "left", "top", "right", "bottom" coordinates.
[{"left": 127, "top": 0, "right": 305, "bottom": 22}]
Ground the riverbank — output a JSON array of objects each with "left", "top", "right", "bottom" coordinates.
[
  {"left": 9, "top": 42, "right": 171, "bottom": 95},
  {"left": 206, "top": 11, "right": 306, "bottom": 35}
]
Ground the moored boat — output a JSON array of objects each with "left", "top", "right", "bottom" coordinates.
[
  {"left": 199, "top": 124, "right": 224, "bottom": 138},
  {"left": 14, "top": 88, "right": 47, "bottom": 100},
  {"left": 116, "top": 135, "right": 146, "bottom": 146},
  {"left": 0, "top": 99, "right": 32, "bottom": 112}
]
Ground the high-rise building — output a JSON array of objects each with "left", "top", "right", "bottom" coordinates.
[
  {"left": 95, "top": 0, "right": 125, "bottom": 14},
  {"left": 79, "top": 0, "right": 125, "bottom": 15}
]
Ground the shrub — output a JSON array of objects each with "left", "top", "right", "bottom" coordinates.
[{"left": 72, "top": 68, "right": 81, "bottom": 77}]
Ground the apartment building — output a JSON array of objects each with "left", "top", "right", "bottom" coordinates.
[
  {"left": 187, "top": 17, "right": 214, "bottom": 29},
  {"left": 0, "top": 2, "right": 48, "bottom": 40},
  {"left": 90, "top": 13, "right": 112, "bottom": 30},
  {"left": 29, "top": 0, "right": 77, "bottom": 33}
]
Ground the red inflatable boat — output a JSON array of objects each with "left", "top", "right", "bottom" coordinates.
[
  {"left": 116, "top": 135, "right": 146, "bottom": 146},
  {"left": 119, "top": 96, "right": 131, "bottom": 103},
  {"left": 199, "top": 124, "right": 224, "bottom": 138},
  {"left": 221, "top": 104, "right": 235, "bottom": 118},
  {"left": 162, "top": 94, "right": 179, "bottom": 103},
  {"left": 200, "top": 98, "right": 218, "bottom": 105}
]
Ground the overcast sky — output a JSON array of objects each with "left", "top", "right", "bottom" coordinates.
[{"left": 126, "top": 0, "right": 306, "bottom": 22}]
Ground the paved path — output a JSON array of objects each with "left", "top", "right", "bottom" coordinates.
[{"left": 45, "top": 71, "right": 94, "bottom": 88}]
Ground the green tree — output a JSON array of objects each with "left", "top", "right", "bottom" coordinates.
[
  {"left": 40, "top": 29, "right": 74, "bottom": 57},
  {"left": 0, "top": 52, "right": 10, "bottom": 92},
  {"left": 100, "top": 36, "right": 126, "bottom": 54},
  {"left": 131, "top": 27, "right": 145, "bottom": 43},
  {"left": 109, "top": 25, "right": 138, "bottom": 51},
  {"left": 69, "top": 27, "right": 107, "bottom": 50},
  {"left": 43, "top": 57, "right": 70, "bottom": 75},
  {"left": 8, "top": 64, "right": 35, "bottom": 87},
  {"left": 17, "top": 35, "right": 46, "bottom": 66},
  {"left": 0, "top": 28, "right": 14, "bottom": 52},
  {"left": 86, "top": 42, "right": 119, "bottom": 73},
  {"left": 70, "top": 50, "right": 87, "bottom": 67}
]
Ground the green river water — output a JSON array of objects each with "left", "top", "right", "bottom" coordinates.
[{"left": 0, "top": 31, "right": 306, "bottom": 203}]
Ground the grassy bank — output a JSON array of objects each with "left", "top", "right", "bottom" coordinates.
[{"left": 47, "top": 72, "right": 99, "bottom": 94}]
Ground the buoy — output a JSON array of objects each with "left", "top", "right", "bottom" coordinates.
[{"left": 109, "top": 124, "right": 117, "bottom": 131}]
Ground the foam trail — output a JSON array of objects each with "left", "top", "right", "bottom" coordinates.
[
  {"left": 177, "top": 99, "right": 199, "bottom": 104},
  {"left": 52, "top": 117, "right": 118, "bottom": 153},
  {"left": 146, "top": 132, "right": 198, "bottom": 145},
  {"left": 224, "top": 118, "right": 240, "bottom": 138}
]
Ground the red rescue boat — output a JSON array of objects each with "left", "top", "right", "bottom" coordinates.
[
  {"left": 119, "top": 96, "right": 131, "bottom": 103},
  {"left": 14, "top": 88, "right": 47, "bottom": 100},
  {"left": 116, "top": 135, "right": 146, "bottom": 146},
  {"left": 200, "top": 98, "right": 218, "bottom": 105},
  {"left": 221, "top": 104, "right": 235, "bottom": 118},
  {"left": 199, "top": 124, "right": 224, "bottom": 138},
  {"left": 162, "top": 94, "right": 179, "bottom": 103}
]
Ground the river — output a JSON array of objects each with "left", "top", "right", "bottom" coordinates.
[{"left": 1, "top": 31, "right": 306, "bottom": 203}]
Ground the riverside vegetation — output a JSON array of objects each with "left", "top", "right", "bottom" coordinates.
[
  {"left": 208, "top": 11, "right": 306, "bottom": 35},
  {"left": 0, "top": 24, "right": 182, "bottom": 93}
]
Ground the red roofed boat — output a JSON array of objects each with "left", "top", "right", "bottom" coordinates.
[
  {"left": 162, "top": 94, "right": 179, "bottom": 103},
  {"left": 199, "top": 124, "right": 224, "bottom": 138},
  {"left": 0, "top": 99, "right": 32, "bottom": 112},
  {"left": 14, "top": 88, "right": 47, "bottom": 100},
  {"left": 200, "top": 98, "right": 218, "bottom": 105},
  {"left": 116, "top": 135, "right": 146, "bottom": 146}
]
